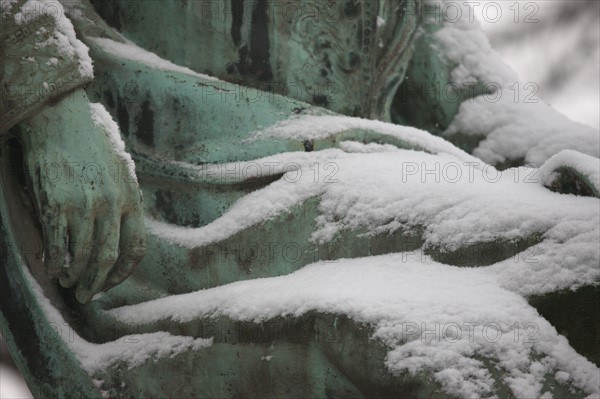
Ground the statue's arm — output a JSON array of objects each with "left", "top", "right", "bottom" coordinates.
[
  {"left": 0, "top": 0, "right": 93, "bottom": 135},
  {"left": 1, "top": 0, "right": 146, "bottom": 302},
  {"left": 16, "top": 88, "right": 146, "bottom": 303}
]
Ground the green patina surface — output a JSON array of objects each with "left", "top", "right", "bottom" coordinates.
[{"left": 544, "top": 166, "right": 600, "bottom": 198}]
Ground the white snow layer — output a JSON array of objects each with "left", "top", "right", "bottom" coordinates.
[
  {"left": 251, "top": 114, "right": 479, "bottom": 163},
  {"left": 446, "top": 95, "right": 600, "bottom": 166},
  {"left": 139, "top": 145, "right": 599, "bottom": 398},
  {"left": 432, "top": 0, "right": 600, "bottom": 165},
  {"left": 430, "top": 1, "right": 518, "bottom": 87},
  {"left": 89, "top": 103, "right": 138, "bottom": 183},
  {"left": 110, "top": 255, "right": 600, "bottom": 399},
  {"left": 22, "top": 267, "right": 212, "bottom": 375},
  {"left": 148, "top": 146, "right": 599, "bottom": 296},
  {"left": 89, "top": 37, "right": 219, "bottom": 82}
]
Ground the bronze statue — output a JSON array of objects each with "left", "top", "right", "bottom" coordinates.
[{"left": 1, "top": 0, "right": 598, "bottom": 397}]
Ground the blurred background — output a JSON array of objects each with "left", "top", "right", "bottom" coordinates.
[
  {"left": 1, "top": 1, "right": 599, "bottom": 397},
  {"left": 479, "top": 0, "right": 599, "bottom": 128}
]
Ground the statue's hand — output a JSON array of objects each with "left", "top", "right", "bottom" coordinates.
[{"left": 19, "top": 90, "right": 146, "bottom": 303}]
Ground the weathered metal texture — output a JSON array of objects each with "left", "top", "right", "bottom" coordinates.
[
  {"left": 90, "top": 0, "right": 419, "bottom": 121},
  {"left": 0, "top": 0, "right": 598, "bottom": 398},
  {"left": 2, "top": 134, "right": 594, "bottom": 397}
]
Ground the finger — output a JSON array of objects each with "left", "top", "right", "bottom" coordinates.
[
  {"left": 59, "top": 213, "right": 94, "bottom": 289},
  {"left": 41, "top": 209, "right": 68, "bottom": 279},
  {"left": 75, "top": 213, "right": 121, "bottom": 304},
  {"left": 26, "top": 163, "right": 47, "bottom": 219},
  {"left": 103, "top": 211, "right": 146, "bottom": 291}
]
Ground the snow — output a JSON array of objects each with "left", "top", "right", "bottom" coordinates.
[
  {"left": 109, "top": 254, "right": 600, "bottom": 399},
  {"left": 145, "top": 150, "right": 334, "bottom": 247},
  {"left": 21, "top": 266, "right": 212, "bottom": 375},
  {"left": 338, "top": 141, "right": 401, "bottom": 154},
  {"left": 11, "top": 0, "right": 93, "bottom": 79},
  {"left": 429, "top": 0, "right": 600, "bottom": 165},
  {"left": 251, "top": 114, "right": 479, "bottom": 163},
  {"left": 488, "top": 223, "right": 599, "bottom": 297},
  {"left": 445, "top": 95, "right": 600, "bottom": 166},
  {"left": 89, "top": 37, "right": 219, "bottom": 82},
  {"left": 166, "top": 148, "right": 348, "bottom": 183},
  {"left": 89, "top": 103, "right": 138, "bottom": 183},
  {"left": 149, "top": 146, "right": 598, "bottom": 297},
  {"left": 538, "top": 150, "right": 600, "bottom": 195},
  {"left": 429, "top": 1, "right": 518, "bottom": 86},
  {"left": 142, "top": 145, "right": 600, "bottom": 399},
  {"left": 147, "top": 112, "right": 484, "bottom": 249},
  {"left": 147, "top": 135, "right": 474, "bottom": 250}
]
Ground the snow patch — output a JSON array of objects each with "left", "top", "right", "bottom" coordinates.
[
  {"left": 149, "top": 147, "right": 598, "bottom": 296},
  {"left": 446, "top": 95, "right": 600, "bottom": 165},
  {"left": 251, "top": 114, "right": 479, "bottom": 163},
  {"left": 22, "top": 250, "right": 212, "bottom": 375},
  {"left": 89, "top": 103, "right": 137, "bottom": 183},
  {"left": 89, "top": 37, "right": 219, "bottom": 81},
  {"left": 432, "top": 0, "right": 600, "bottom": 165},
  {"left": 109, "top": 255, "right": 600, "bottom": 399},
  {"left": 430, "top": 1, "right": 517, "bottom": 86}
]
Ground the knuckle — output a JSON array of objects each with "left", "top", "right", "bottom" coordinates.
[
  {"left": 93, "top": 197, "right": 115, "bottom": 215},
  {"left": 106, "top": 272, "right": 127, "bottom": 288},
  {"left": 125, "top": 184, "right": 144, "bottom": 205},
  {"left": 81, "top": 192, "right": 95, "bottom": 211},
  {"left": 96, "top": 248, "right": 119, "bottom": 268},
  {"left": 126, "top": 238, "right": 146, "bottom": 261}
]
